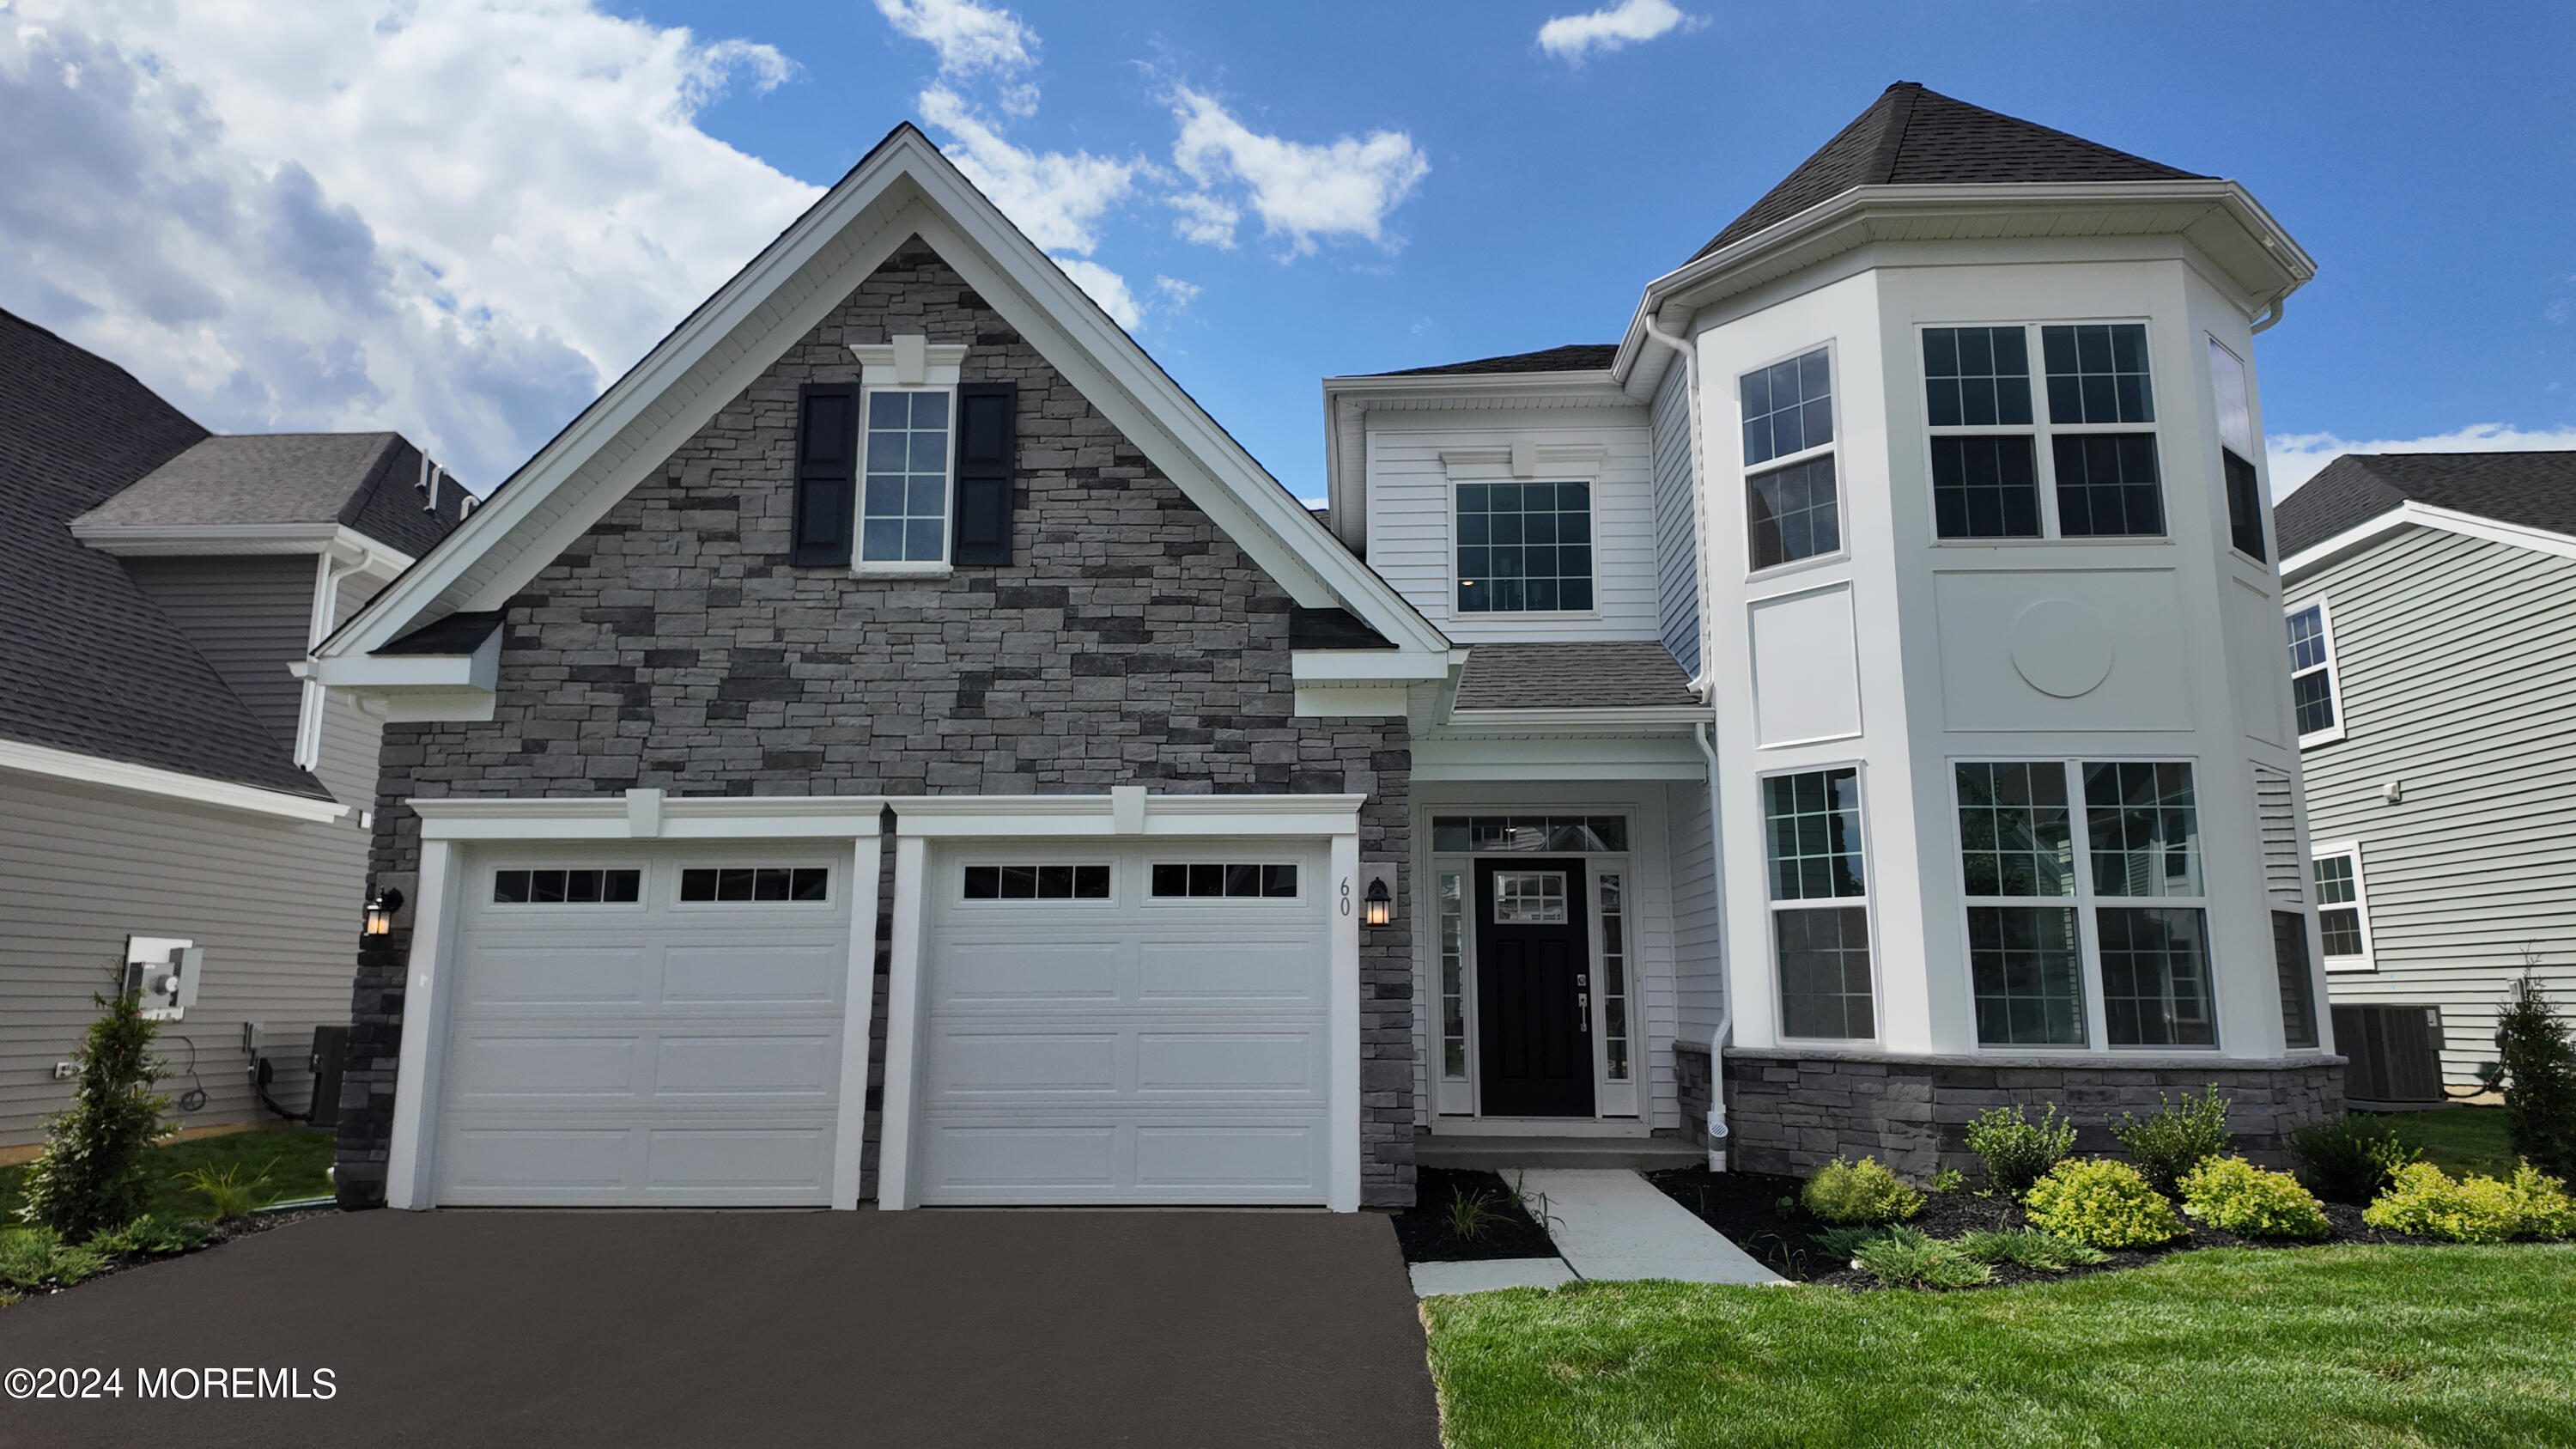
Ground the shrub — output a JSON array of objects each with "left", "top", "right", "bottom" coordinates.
[
  {"left": 2179, "top": 1156, "right": 2331, "bottom": 1239},
  {"left": 2287, "top": 1114, "right": 2420, "bottom": 1204},
  {"left": 0, "top": 1229, "right": 111, "bottom": 1291},
  {"left": 2364, "top": 1162, "right": 2524, "bottom": 1243},
  {"left": 1964, "top": 1103, "right": 2077, "bottom": 1197},
  {"left": 1800, "top": 1156, "right": 1922, "bottom": 1225},
  {"left": 2111, "top": 1087, "right": 2233, "bottom": 1196},
  {"left": 1851, "top": 1227, "right": 1991, "bottom": 1290},
  {"left": 2496, "top": 971, "right": 2576, "bottom": 1179},
  {"left": 88, "top": 1217, "right": 214, "bottom": 1258},
  {"left": 2506, "top": 1163, "right": 2576, "bottom": 1240},
  {"left": 1929, "top": 1167, "right": 1965, "bottom": 1194},
  {"left": 2024, "top": 1159, "right": 2185, "bottom": 1249},
  {"left": 1954, "top": 1228, "right": 2108, "bottom": 1271},
  {"left": 20, "top": 980, "right": 169, "bottom": 1242}
]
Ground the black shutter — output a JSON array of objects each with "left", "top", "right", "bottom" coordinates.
[
  {"left": 790, "top": 384, "right": 858, "bottom": 567},
  {"left": 951, "top": 381, "right": 1017, "bottom": 566}
]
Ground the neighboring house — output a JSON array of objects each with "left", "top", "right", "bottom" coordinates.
[
  {"left": 0, "top": 308, "right": 463, "bottom": 1154},
  {"left": 2275, "top": 451, "right": 2576, "bottom": 1101},
  {"left": 318, "top": 83, "right": 2334, "bottom": 1215}
]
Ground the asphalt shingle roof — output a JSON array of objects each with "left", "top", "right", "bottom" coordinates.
[
  {"left": 2275, "top": 452, "right": 2576, "bottom": 559},
  {"left": 1694, "top": 82, "right": 2206, "bottom": 260},
  {"left": 1370, "top": 344, "right": 1620, "bottom": 379},
  {"left": 0, "top": 308, "right": 331, "bottom": 796},
  {"left": 73, "top": 432, "right": 465, "bottom": 557},
  {"left": 1453, "top": 642, "right": 1699, "bottom": 710}
]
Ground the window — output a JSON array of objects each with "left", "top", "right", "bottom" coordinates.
[
  {"left": 492, "top": 868, "right": 640, "bottom": 904},
  {"left": 1955, "top": 763, "right": 2085, "bottom": 1046},
  {"left": 1598, "top": 873, "right": 1631, "bottom": 1081},
  {"left": 2051, "top": 435, "right": 2166, "bottom": 537},
  {"left": 963, "top": 863, "right": 1111, "bottom": 899},
  {"left": 2086, "top": 762, "right": 2215, "bottom": 1046},
  {"left": 1925, "top": 327, "right": 2042, "bottom": 540},
  {"left": 2043, "top": 324, "right": 2163, "bottom": 538},
  {"left": 2285, "top": 601, "right": 2343, "bottom": 743},
  {"left": 1492, "top": 871, "right": 1569, "bottom": 924},
  {"left": 1763, "top": 768, "right": 1874, "bottom": 1039},
  {"left": 1438, "top": 872, "right": 1467, "bottom": 1079},
  {"left": 2272, "top": 911, "right": 2321, "bottom": 1049},
  {"left": 860, "top": 389, "right": 952, "bottom": 565},
  {"left": 2312, "top": 845, "right": 2373, "bottom": 970},
  {"left": 1429, "top": 816, "right": 1628, "bottom": 853},
  {"left": 680, "top": 867, "right": 829, "bottom": 903},
  {"left": 2211, "top": 336, "right": 2267, "bottom": 560},
  {"left": 2044, "top": 325, "right": 2155, "bottom": 424},
  {"left": 1742, "top": 348, "right": 1839, "bottom": 570},
  {"left": 1457, "top": 481, "right": 1594, "bottom": 612},
  {"left": 1150, "top": 863, "right": 1298, "bottom": 898}
]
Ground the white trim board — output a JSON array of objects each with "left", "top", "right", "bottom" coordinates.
[
  {"left": 0, "top": 735, "right": 346, "bottom": 823},
  {"left": 2281, "top": 499, "right": 2576, "bottom": 582}
]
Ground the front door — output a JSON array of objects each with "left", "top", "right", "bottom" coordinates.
[{"left": 1473, "top": 857, "right": 1595, "bottom": 1117}]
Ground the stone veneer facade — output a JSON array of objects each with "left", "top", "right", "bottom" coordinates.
[
  {"left": 337, "top": 240, "right": 1417, "bottom": 1209},
  {"left": 1675, "top": 1042, "right": 2347, "bottom": 1180}
]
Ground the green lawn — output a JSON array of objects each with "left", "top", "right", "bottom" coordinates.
[
  {"left": 2372, "top": 1106, "right": 2518, "bottom": 1179},
  {"left": 0, "top": 1129, "right": 335, "bottom": 1224},
  {"left": 1424, "top": 1245, "right": 2576, "bottom": 1449}
]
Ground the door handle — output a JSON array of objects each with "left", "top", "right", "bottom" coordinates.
[{"left": 1577, "top": 992, "right": 1589, "bottom": 1023}]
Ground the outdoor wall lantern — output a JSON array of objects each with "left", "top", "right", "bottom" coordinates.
[
  {"left": 363, "top": 887, "right": 405, "bottom": 937},
  {"left": 1363, "top": 877, "right": 1394, "bottom": 928}
]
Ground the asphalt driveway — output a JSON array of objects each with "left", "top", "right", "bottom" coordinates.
[{"left": 0, "top": 1209, "right": 1442, "bottom": 1448}]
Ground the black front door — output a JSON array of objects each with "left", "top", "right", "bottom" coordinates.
[{"left": 1474, "top": 857, "right": 1595, "bottom": 1117}]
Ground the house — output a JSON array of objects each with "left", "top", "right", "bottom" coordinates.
[
  {"left": 0, "top": 308, "right": 464, "bottom": 1156},
  {"left": 318, "top": 82, "right": 2338, "bottom": 1214},
  {"left": 2275, "top": 450, "right": 2576, "bottom": 1103}
]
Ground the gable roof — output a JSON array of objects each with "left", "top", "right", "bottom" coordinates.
[
  {"left": 1693, "top": 82, "right": 2206, "bottom": 260},
  {"left": 73, "top": 432, "right": 465, "bottom": 557},
  {"left": 319, "top": 124, "right": 1451, "bottom": 691},
  {"left": 2277, "top": 452, "right": 2576, "bottom": 560},
  {"left": 0, "top": 308, "right": 330, "bottom": 799},
  {"left": 1373, "top": 344, "right": 1619, "bottom": 378}
]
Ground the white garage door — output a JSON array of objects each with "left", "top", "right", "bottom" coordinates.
[
  {"left": 914, "top": 840, "right": 1333, "bottom": 1205},
  {"left": 432, "top": 847, "right": 854, "bottom": 1206}
]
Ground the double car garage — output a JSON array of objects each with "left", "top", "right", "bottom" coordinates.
[{"left": 396, "top": 793, "right": 1361, "bottom": 1212}]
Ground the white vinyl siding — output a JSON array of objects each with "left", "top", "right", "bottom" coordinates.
[
  {"left": 1668, "top": 776, "right": 1726, "bottom": 1049},
  {"left": 1650, "top": 362, "right": 1702, "bottom": 673},
  {"left": 120, "top": 555, "right": 313, "bottom": 745},
  {"left": 1364, "top": 412, "right": 1660, "bottom": 641},
  {"left": 2295, "top": 527, "right": 2576, "bottom": 1083}
]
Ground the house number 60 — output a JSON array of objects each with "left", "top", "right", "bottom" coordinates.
[{"left": 1339, "top": 878, "right": 1352, "bottom": 916}]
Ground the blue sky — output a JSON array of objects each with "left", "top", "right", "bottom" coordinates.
[{"left": 5, "top": 1, "right": 2569, "bottom": 501}]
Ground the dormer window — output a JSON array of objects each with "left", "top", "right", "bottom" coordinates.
[
  {"left": 1741, "top": 346, "right": 1840, "bottom": 571},
  {"left": 1456, "top": 480, "right": 1594, "bottom": 612}
]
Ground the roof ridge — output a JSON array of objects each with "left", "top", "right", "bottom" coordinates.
[{"left": 1869, "top": 82, "right": 1921, "bottom": 185}]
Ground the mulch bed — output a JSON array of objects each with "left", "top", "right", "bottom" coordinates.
[
  {"left": 3, "top": 1210, "right": 329, "bottom": 1303},
  {"left": 1644, "top": 1167, "right": 2442, "bottom": 1290},
  {"left": 1392, "top": 1168, "right": 1562, "bottom": 1264}
]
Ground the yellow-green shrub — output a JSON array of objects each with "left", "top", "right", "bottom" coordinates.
[
  {"left": 1800, "top": 1156, "right": 1922, "bottom": 1225},
  {"left": 2178, "top": 1156, "right": 2330, "bottom": 1239},
  {"left": 2507, "top": 1163, "right": 2576, "bottom": 1239},
  {"left": 2362, "top": 1161, "right": 2576, "bottom": 1242},
  {"left": 2023, "top": 1158, "right": 2184, "bottom": 1249}
]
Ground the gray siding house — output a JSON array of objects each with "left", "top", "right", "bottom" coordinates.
[
  {"left": 0, "top": 309, "right": 461, "bottom": 1153},
  {"left": 2277, "top": 451, "right": 2576, "bottom": 1098}
]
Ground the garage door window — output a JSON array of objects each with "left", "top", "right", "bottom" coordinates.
[
  {"left": 679, "top": 868, "right": 829, "bottom": 903},
  {"left": 962, "top": 864, "right": 1111, "bottom": 900},
  {"left": 491, "top": 868, "right": 641, "bottom": 904},
  {"left": 1151, "top": 863, "right": 1299, "bottom": 898}
]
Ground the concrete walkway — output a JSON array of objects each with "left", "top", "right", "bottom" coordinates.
[
  {"left": 1512, "top": 1168, "right": 1784, "bottom": 1285},
  {"left": 1406, "top": 1257, "right": 1577, "bottom": 1297}
]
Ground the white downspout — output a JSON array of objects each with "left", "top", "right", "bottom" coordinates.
[{"left": 1694, "top": 720, "right": 1730, "bottom": 1171}]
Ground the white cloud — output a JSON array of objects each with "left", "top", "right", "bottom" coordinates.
[
  {"left": 916, "top": 86, "right": 1136, "bottom": 257},
  {"left": 1167, "top": 191, "right": 1242, "bottom": 249},
  {"left": 0, "top": 0, "right": 819, "bottom": 487},
  {"left": 872, "top": 0, "right": 1036, "bottom": 77},
  {"left": 1154, "top": 276, "right": 1202, "bottom": 311},
  {"left": 1537, "top": 0, "right": 1700, "bottom": 62},
  {"left": 2269, "top": 423, "right": 2576, "bottom": 497},
  {"left": 1052, "top": 257, "right": 1140, "bottom": 328},
  {"left": 1169, "top": 88, "right": 1429, "bottom": 257}
]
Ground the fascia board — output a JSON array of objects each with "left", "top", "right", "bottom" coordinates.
[
  {"left": 1438, "top": 706, "right": 1712, "bottom": 734},
  {"left": 73, "top": 521, "right": 341, "bottom": 556},
  {"left": 0, "top": 736, "right": 344, "bottom": 823},
  {"left": 2282, "top": 500, "right": 2576, "bottom": 583},
  {"left": 315, "top": 626, "right": 501, "bottom": 691},
  {"left": 1610, "top": 180, "right": 2316, "bottom": 383},
  {"left": 1292, "top": 649, "right": 1453, "bottom": 684}
]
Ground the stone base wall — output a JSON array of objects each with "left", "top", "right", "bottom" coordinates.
[
  {"left": 1675, "top": 1041, "right": 1714, "bottom": 1150},
  {"left": 1677, "top": 1042, "right": 2346, "bottom": 1182}
]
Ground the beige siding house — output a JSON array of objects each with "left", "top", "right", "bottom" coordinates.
[
  {"left": 0, "top": 308, "right": 461, "bottom": 1153},
  {"left": 2277, "top": 451, "right": 2576, "bottom": 1096}
]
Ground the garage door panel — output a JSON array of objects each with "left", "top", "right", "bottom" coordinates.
[
  {"left": 652, "top": 1032, "right": 840, "bottom": 1096},
  {"left": 439, "top": 1128, "right": 633, "bottom": 1196},
  {"left": 459, "top": 945, "right": 650, "bottom": 1006},
  {"left": 1137, "top": 939, "right": 1324, "bottom": 1003},
  {"left": 645, "top": 1128, "right": 831, "bottom": 1190},
  {"left": 1134, "top": 1126, "right": 1321, "bottom": 1190},
  {"left": 921, "top": 1124, "right": 1118, "bottom": 1191},
  {"left": 1133, "top": 1031, "right": 1321, "bottom": 1094},
  {"left": 934, "top": 941, "right": 1121, "bottom": 1004},
  {"left": 932, "top": 1030, "right": 1121, "bottom": 1094},
  {"left": 661, "top": 943, "right": 844, "bottom": 1006},
  {"left": 446, "top": 1034, "right": 641, "bottom": 1099}
]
